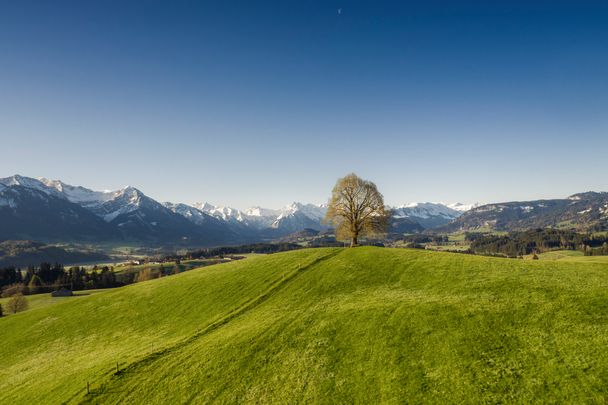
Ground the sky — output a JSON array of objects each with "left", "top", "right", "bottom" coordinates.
[{"left": 1, "top": 1, "right": 607, "bottom": 209}]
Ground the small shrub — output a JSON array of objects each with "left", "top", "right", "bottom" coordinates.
[{"left": 1, "top": 283, "right": 25, "bottom": 298}]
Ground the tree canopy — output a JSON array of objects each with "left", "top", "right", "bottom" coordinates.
[{"left": 324, "top": 173, "right": 389, "bottom": 247}]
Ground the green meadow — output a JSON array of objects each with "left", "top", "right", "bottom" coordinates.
[
  {"left": 1, "top": 247, "right": 608, "bottom": 403},
  {"left": 0, "top": 289, "right": 106, "bottom": 317},
  {"left": 533, "top": 250, "right": 608, "bottom": 264}
]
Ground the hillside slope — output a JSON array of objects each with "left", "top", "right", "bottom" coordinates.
[{"left": 2, "top": 248, "right": 608, "bottom": 403}]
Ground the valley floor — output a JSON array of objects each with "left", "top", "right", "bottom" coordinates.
[{"left": 1, "top": 247, "right": 608, "bottom": 403}]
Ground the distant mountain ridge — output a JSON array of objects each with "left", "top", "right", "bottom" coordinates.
[
  {"left": 0, "top": 175, "right": 236, "bottom": 246},
  {"left": 0, "top": 175, "right": 476, "bottom": 246},
  {"left": 440, "top": 192, "right": 608, "bottom": 232},
  {"left": 0, "top": 240, "right": 109, "bottom": 267},
  {"left": 392, "top": 202, "right": 468, "bottom": 229}
]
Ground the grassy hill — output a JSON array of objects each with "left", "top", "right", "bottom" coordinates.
[{"left": 2, "top": 247, "right": 608, "bottom": 403}]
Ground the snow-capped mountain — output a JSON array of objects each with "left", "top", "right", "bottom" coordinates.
[
  {"left": 275, "top": 202, "right": 326, "bottom": 222},
  {"left": 0, "top": 174, "right": 483, "bottom": 246},
  {"left": 245, "top": 206, "right": 281, "bottom": 218},
  {"left": 39, "top": 178, "right": 115, "bottom": 208},
  {"left": 37, "top": 179, "right": 176, "bottom": 225},
  {"left": 0, "top": 176, "right": 115, "bottom": 242},
  {"left": 393, "top": 202, "right": 461, "bottom": 218},
  {"left": 163, "top": 202, "right": 216, "bottom": 226},
  {"left": 444, "top": 202, "right": 481, "bottom": 212},
  {"left": 391, "top": 202, "right": 467, "bottom": 229},
  {"left": 163, "top": 202, "right": 246, "bottom": 239},
  {"left": 2, "top": 176, "right": 163, "bottom": 225},
  {"left": 92, "top": 186, "right": 167, "bottom": 223},
  {"left": 2, "top": 175, "right": 134, "bottom": 220},
  {"left": 270, "top": 203, "right": 328, "bottom": 233},
  {"left": 1, "top": 175, "right": 56, "bottom": 194},
  {"left": 0, "top": 175, "right": 237, "bottom": 245},
  {"left": 194, "top": 203, "right": 248, "bottom": 223},
  {"left": 188, "top": 202, "right": 325, "bottom": 233},
  {"left": 242, "top": 206, "right": 281, "bottom": 229}
]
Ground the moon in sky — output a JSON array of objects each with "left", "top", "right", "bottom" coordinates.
[{"left": 338, "top": 8, "right": 342, "bottom": 15}]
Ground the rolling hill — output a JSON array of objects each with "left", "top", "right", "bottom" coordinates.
[{"left": 2, "top": 247, "right": 608, "bottom": 403}]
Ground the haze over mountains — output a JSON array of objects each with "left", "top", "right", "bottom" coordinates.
[{"left": 0, "top": 175, "right": 468, "bottom": 246}]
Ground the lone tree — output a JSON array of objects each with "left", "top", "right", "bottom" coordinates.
[
  {"left": 7, "top": 293, "right": 28, "bottom": 314},
  {"left": 324, "top": 173, "right": 389, "bottom": 247}
]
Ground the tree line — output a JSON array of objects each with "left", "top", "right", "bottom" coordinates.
[
  {"left": 0, "top": 262, "right": 121, "bottom": 296},
  {"left": 163, "top": 242, "right": 302, "bottom": 263},
  {"left": 399, "top": 234, "right": 449, "bottom": 248},
  {"left": 467, "top": 229, "right": 608, "bottom": 257}
]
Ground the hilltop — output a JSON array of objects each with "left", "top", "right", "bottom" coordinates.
[{"left": 1, "top": 247, "right": 608, "bottom": 403}]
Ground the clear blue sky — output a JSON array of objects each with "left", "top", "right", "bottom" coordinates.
[{"left": 1, "top": 1, "right": 607, "bottom": 209}]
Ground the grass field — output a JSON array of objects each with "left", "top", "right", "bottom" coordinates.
[
  {"left": 426, "top": 243, "right": 471, "bottom": 252},
  {"left": 532, "top": 250, "right": 608, "bottom": 264},
  {"left": 2, "top": 247, "right": 608, "bottom": 403},
  {"left": 0, "top": 290, "right": 106, "bottom": 317}
]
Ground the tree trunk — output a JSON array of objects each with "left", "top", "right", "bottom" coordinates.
[{"left": 351, "top": 234, "right": 358, "bottom": 247}]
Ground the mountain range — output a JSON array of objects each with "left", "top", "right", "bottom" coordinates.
[
  {"left": 2, "top": 175, "right": 606, "bottom": 247},
  {"left": 439, "top": 192, "right": 608, "bottom": 233},
  {"left": 0, "top": 175, "right": 470, "bottom": 246}
]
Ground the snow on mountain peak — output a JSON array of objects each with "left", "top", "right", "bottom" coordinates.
[
  {"left": 163, "top": 202, "right": 211, "bottom": 225},
  {"left": 191, "top": 202, "right": 214, "bottom": 212},
  {"left": 277, "top": 202, "right": 326, "bottom": 221},
  {"left": 2, "top": 174, "right": 480, "bottom": 232},
  {"left": 443, "top": 202, "right": 481, "bottom": 212},
  {"left": 393, "top": 202, "right": 477, "bottom": 217},
  {"left": 244, "top": 206, "right": 280, "bottom": 218},
  {"left": 1, "top": 175, "right": 55, "bottom": 194},
  {"left": 1, "top": 176, "right": 161, "bottom": 222},
  {"left": 38, "top": 177, "right": 116, "bottom": 205},
  {"left": 193, "top": 202, "right": 246, "bottom": 222},
  {"left": 95, "top": 188, "right": 155, "bottom": 222}
]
